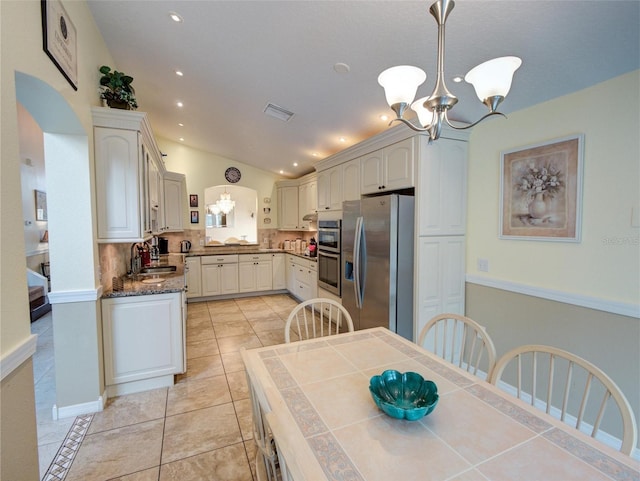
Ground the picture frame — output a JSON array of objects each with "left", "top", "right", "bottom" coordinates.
[
  {"left": 35, "top": 190, "right": 48, "bottom": 221},
  {"left": 500, "top": 134, "right": 584, "bottom": 242},
  {"left": 190, "top": 210, "right": 199, "bottom": 224},
  {"left": 189, "top": 194, "right": 198, "bottom": 207},
  {"left": 41, "top": 0, "right": 78, "bottom": 90}
]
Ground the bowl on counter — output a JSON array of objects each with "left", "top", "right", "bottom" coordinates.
[{"left": 369, "top": 370, "right": 438, "bottom": 421}]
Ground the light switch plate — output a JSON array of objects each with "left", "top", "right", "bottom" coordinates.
[{"left": 477, "top": 258, "right": 489, "bottom": 272}]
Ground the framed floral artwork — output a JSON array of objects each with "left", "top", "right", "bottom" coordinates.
[{"left": 500, "top": 134, "right": 584, "bottom": 242}]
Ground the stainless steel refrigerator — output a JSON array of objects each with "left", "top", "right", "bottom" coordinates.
[{"left": 342, "top": 194, "right": 414, "bottom": 340}]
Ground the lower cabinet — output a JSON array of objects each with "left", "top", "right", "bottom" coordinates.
[
  {"left": 287, "top": 254, "right": 318, "bottom": 301},
  {"left": 271, "top": 253, "right": 286, "bottom": 290},
  {"left": 185, "top": 256, "right": 202, "bottom": 298},
  {"left": 239, "top": 254, "right": 272, "bottom": 293},
  {"left": 201, "top": 255, "right": 239, "bottom": 296},
  {"left": 102, "top": 292, "right": 185, "bottom": 396}
]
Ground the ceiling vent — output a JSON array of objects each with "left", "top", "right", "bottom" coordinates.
[{"left": 264, "top": 103, "right": 294, "bottom": 122}]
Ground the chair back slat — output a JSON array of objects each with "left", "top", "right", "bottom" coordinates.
[
  {"left": 285, "top": 298, "right": 354, "bottom": 343},
  {"left": 491, "top": 344, "right": 638, "bottom": 455}
]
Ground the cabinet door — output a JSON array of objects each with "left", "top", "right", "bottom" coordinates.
[
  {"left": 298, "top": 182, "right": 311, "bottom": 229},
  {"left": 286, "top": 257, "right": 297, "bottom": 293},
  {"left": 220, "top": 263, "right": 239, "bottom": 294},
  {"left": 414, "top": 236, "right": 465, "bottom": 341},
  {"left": 317, "top": 171, "right": 330, "bottom": 211},
  {"left": 185, "top": 257, "right": 202, "bottom": 298},
  {"left": 163, "top": 174, "right": 185, "bottom": 232},
  {"left": 342, "top": 158, "right": 361, "bottom": 202},
  {"left": 384, "top": 137, "right": 415, "bottom": 191},
  {"left": 202, "top": 264, "right": 222, "bottom": 296},
  {"left": 360, "top": 151, "right": 384, "bottom": 194},
  {"left": 278, "top": 186, "right": 299, "bottom": 229},
  {"left": 272, "top": 254, "right": 286, "bottom": 290},
  {"left": 256, "top": 262, "right": 273, "bottom": 291},
  {"left": 307, "top": 180, "right": 318, "bottom": 214},
  {"left": 95, "top": 128, "right": 143, "bottom": 240},
  {"left": 328, "top": 166, "right": 343, "bottom": 210},
  {"left": 238, "top": 262, "right": 257, "bottom": 293},
  {"left": 417, "top": 138, "right": 468, "bottom": 236},
  {"left": 102, "top": 293, "right": 183, "bottom": 385}
]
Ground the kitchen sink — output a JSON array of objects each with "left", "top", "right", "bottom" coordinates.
[{"left": 139, "top": 266, "right": 177, "bottom": 275}]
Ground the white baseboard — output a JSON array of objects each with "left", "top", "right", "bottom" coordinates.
[
  {"left": 52, "top": 391, "right": 106, "bottom": 420},
  {"left": 466, "top": 275, "right": 639, "bottom": 319}
]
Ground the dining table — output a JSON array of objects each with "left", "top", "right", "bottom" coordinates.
[{"left": 241, "top": 327, "right": 639, "bottom": 481}]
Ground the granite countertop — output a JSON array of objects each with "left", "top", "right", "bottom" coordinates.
[
  {"left": 186, "top": 248, "right": 318, "bottom": 262},
  {"left": 103, "top": 264, "right": 185, "bottom": 298}
]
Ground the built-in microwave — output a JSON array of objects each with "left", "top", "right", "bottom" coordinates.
[{"left": 317, "top": 220, "right": 341, "bottom": 253}]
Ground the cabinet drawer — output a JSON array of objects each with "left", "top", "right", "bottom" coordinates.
[
  {"left": 201, "top": 254, "right": 239, "bottom": 265},
  {"left": 239, "top": 253, "right": 272, "bottom": 263}
]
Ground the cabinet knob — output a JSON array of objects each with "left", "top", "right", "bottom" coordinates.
[{"left": 325, "top": 207, "right": 330, "bottom": 210}]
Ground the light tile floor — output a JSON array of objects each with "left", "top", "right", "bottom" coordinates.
[{"left": 33, "top": 294, "right": 300, "bottom": 481}]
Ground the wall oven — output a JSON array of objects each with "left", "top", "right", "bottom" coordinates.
[{"left": 317, "top": 220, "right": 341, "bottom": 296}]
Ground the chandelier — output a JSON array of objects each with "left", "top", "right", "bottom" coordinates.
[
  {"left": 378, "top": 0, "right": 521, "bottom": 141},
  {"left": 216, "top": 190, "right": 235, "bottom": 215}
]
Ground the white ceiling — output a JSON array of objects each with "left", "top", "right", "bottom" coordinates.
[{"left": 87, "top": 1, "right": 639, "bottom": 178}]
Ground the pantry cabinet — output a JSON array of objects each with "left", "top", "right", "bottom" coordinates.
[
  {"left": 102, "top": 292, "right": 184, "bottom": 396},
  {"left": 92, "top": 107, "right": 165, "bottom": 242}
]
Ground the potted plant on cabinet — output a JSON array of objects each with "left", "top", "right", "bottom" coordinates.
[{"left": 98, "top": 65, "right": 138, "bottom": 110}]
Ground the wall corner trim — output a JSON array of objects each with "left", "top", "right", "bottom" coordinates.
[
  {"left": 48, "top": 287, "right": 103, "bottom": 304},
  {"left": 466, "top": 275, "right": 640, "bottom": 319},
  {"left": 1, "top": 334, "right": 38, "bottom": 381}
]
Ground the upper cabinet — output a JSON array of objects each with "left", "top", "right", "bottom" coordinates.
[
  {"left": 341, "top": 158, "right": 361, "bottom": 202},
  {"left": 93, "top": 107, "right": 178, "bottom": 242},
  {"left": 361, "top": 137, "right": 415, "bottom": 195},
  {"left": 163, "top": 172, "right": 186, "bottom": 232},
  {"left": 317, "top": 165, "right": 343, "bottom": 211},
  {"left": 276, "top": 173, "right": 317, "bottom": 230}
]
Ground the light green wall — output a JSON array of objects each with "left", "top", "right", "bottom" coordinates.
[{"left": 467, "top": 70, "right": 640, "bottom": 304}]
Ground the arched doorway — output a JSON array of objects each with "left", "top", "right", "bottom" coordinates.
[{"left": 15, "top": 72, "right": 105, "bottom": 424}]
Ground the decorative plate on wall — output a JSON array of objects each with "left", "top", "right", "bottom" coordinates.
[{"left": 225, "top": 167, "right": 241, "bottom": 183}]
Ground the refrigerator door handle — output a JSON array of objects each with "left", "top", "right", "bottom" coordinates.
[{"left": 354, "top": 216, "right": 365, "bottom": 309}]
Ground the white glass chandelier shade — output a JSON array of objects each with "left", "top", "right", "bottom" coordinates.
[
  {"left": 378, "top": 66, "right": 427, "bottom": 107},
  {"left": 464, "top": 56, "right": 522, "bottom": 103},
  {"left": 216, "top": 191, "right": 235, "bottom": 214},
  {"left": 208, "top": 203, "right": 221, "bottom": 215},
  {"left": 411, "top": 96, "right": 434, "bottom": 127}
]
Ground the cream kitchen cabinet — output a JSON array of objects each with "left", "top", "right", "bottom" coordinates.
[
  {"left": 287, "top": 254, "right": 317, "bottom": 301},
  {"left": 102, "top": 292, "right": 185, "bottom": 396},
  {"left": 163, "top": 172, "right": 186, "bottom": 232},
  {"left": 277, "top": 185, "right": 299, "bottom": 230},
  {"left": 341, "top": 158, "right": 361, "bottom": 202},
  {"left": 317, "top": 165, "right": 343, "bottom": 211},
  {"left": 286, "top": 256, "right": 297, "bottom": 294},
  {"left": 360, "top": 137, "right": 415, "bottom": 195},
  {"left": 185, "top": 256, "right": 202, "bottom": 298},
  {"left": 201, "top": 255, "right": 239, "bottom": 296},
  {"left": 93, "top": 107, "right": 165, "bottom": 242},
  {"left": 271, "top": 253, "right": 286, "bottom": 290},
  {"left": 298, "top": 179, "right": 317, "bottom": 229},
  {"left": 238, "top": 254, "right": 273, "bottom": 293}
]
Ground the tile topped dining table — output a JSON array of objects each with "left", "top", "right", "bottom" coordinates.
[{"left": 241, "top": 327, "right": 639, "bottom": 481}]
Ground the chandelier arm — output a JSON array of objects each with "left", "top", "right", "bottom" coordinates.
[
  {"left": 388, "top": 117, "right": 433, "bottom": 134},
  {"left": 443, "top": 111, "right": 507, "bottom": 131}
]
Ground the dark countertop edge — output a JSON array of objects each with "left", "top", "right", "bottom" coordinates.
[{"left": 185, "top": 249, "right": 318, "bottom": 262}]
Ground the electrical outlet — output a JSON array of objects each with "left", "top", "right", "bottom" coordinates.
[
  {"left": 199, "top": 239, "right": 205, "bottom": 246},
  {"left": 477, "top": 258, "right": 489, "bottom": 272}
]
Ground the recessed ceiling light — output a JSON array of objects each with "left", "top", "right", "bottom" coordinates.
[
  {"left": 279, "top": 170, "right": 284, "bottom": 174},
  {"left": 312, "top": 153, "right": 318, "bottom": 157},
  {"left": 452, "top": 75, "right": 463, "bottom": 83},
  {"left": 333, "top": 62, "right": 350, "bottom": 74},
  {"left": 179, "top": 137, "right": 184, "bottom": 142},
  {"left": 178, "top": 123, "right": 184, "bottom": 127},
  {"left": 380, "top": 114, "right": 389, "bottom": 121},
  {"left": 339, "top": 137, "right": 346, "bottom": 143},
  {"left": 169, "top": 12, "right": 183, "bottom": 23},
  {"left": 176, "top": 101, "right": 183, "bottom": 107},
  {"left": 175, "top": 70, "right": 184, "bottom": 76},
  {"left": 293, "top": 162, "right": 298, "bottom": 167}
]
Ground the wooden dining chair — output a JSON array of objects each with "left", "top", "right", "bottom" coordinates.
[
  {"left": 284, "top": 298, "right": 354, "bottom": 343},
  {"left": 490, "top": 344, "right": 638, "bottom": 455},
  {"left": 417, "top": 313, "right": 497, "bottom": 380}
]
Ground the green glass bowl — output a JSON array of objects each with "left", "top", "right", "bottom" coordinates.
[{"left": 369, "top": 370, "right": 439, "bottom": 421}]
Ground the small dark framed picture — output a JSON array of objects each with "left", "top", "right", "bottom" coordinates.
[
  {"left": 190, "top": 210, "right": 199, "bottom": 224},
  {"left": 189, "top": 194, "right": 198, "bottom": 207}
]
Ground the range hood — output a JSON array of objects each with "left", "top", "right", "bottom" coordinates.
[{"left": 302, "top": 212, "right": 317, "bottom": 221}]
